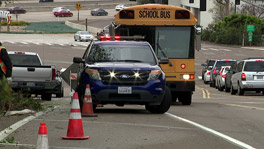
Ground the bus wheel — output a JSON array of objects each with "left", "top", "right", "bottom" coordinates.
[
  {"left": 145, "top": 86, "right": 171, "bottom": 114},
  {"left": 179, "top": 92, "right": 192, "bottom": 105},
  {"left": 171, "top": 91, "right": 177, "bottom": 102}
]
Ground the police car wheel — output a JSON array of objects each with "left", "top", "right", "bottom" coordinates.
[{"left": 145, "top": 86, "right": 171, "bottom": 114}]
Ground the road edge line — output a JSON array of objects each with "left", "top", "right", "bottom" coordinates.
[
  {"left": 166, "top": 112, "right": 256, "bottom": 149},
  {"left": 0, "top": 106, "right": 58, "bottom": 142}
]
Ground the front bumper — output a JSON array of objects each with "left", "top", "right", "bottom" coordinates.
[{"left": 86, "top": 80, "right": 165, "bottom": 105}]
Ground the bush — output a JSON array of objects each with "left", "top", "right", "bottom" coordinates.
[
  {"left": 202, "top": 14, "right": 264, "bottom": 46},
  {"left": 0, "top": 77, "right": 43, "bottom": 114},
  {"left": 1, "top": 21, "right": 30, "bottom": 26}
]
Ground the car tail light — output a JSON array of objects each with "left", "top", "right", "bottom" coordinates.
[
  {"left": 207, "top": 71, "right": 210, "bottom": 75},
  {"left": 15, "top": 51, "right": 25, "bottom": 54},
  {"left": 119, "top": 10, "right": 134, "bottom": 19},
  {"left": 222, "top": 75, "right": 226, "bottom": 78},
  {"left": 175, "top": 10, "right": 190, "bottom": 19},
  {"left": 219, "top": 72, "right": 222, "bottom": 75},
  {"left": 241, "top": 73, "right": 246, "bottom": 81},
  {"left": 52, "top": 68, "right": 56, "bottom": 80},
  {"left": 213, "top": 69, "right": 217, "bottom": 74}
]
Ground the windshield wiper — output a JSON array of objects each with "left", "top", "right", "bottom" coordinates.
[
  {"left": 118, "top": 60, "right": 143, "bottom": 63},
  {"left": 157, "top": 32, "right": 172, "bottom": 66}
]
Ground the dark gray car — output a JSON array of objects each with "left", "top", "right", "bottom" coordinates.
[{"left": 91, "top": 8, "right": 108, "bottom": 16}]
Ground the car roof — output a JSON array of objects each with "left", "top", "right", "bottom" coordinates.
[
  {"left": 94, "top": 41, "right": 150, "bottom": 46},
  {"left": 243, "top": 59, "right": 264, "bottom": 62},
  {"left": 216, "top": 59, "right": 236, "bottom": 61}
]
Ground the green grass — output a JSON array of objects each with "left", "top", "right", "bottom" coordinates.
[{"left": 24, "top": 21, "right": 79, "bottom": 33}]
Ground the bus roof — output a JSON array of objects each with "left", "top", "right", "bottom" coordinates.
[{"left": 115, "top": 4, "right": 197, "bottom": 26}]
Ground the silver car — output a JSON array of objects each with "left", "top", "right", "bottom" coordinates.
[
  {"left": 74, "top": 31, "right": 94, "bottom": 42},
  {"left": 203, "top": 66, "right": 212, "bottom": 84},
  {"left": 230, "top": 59, "right": 264, "bottom": 95},
  {"left": 215, "top": 66, "right": 230, "bottom": 91}
]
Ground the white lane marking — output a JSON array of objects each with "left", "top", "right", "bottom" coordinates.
[
  {"left": 59, "top": 43, "right": 66, "bottom": 46},
  {"left": 0, "top": 112, "right": 44, "bottom": 141},
  {"left": 34, "top": 42, "right": 41, "bottom": 45},
  {"left": 34, "top": 119, "right": 193, "bottom": 130},
  {"left": 6, "top": 41, "right": 15, "bottom": 44},
  {"left": 20, "top": 42, "right": 28, "bottom": 44},
  {"left": 222, "top": 49, "right": 231, "bottom": 52},
  {"left": 209, "top": 48, "right": 219, "bottom": 51},
  {"left": 201, "top": 48, "right": 208, "bottom": 51},
  {"left": 0, "top": 107, "right": 57, "bottom": 141},
  {"left": 198, "top": 76, "right": 202, "bottom": 79},
  {"left": 224, "top": 104, "right": 264, "bottom": 111},
  {"left": 166, "top": 113, "right": 256, "bottom": 149},
  {"left": 45, "top": 43, "right": 53, "bottom": 46}
]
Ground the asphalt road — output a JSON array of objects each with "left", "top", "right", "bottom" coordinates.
[{"left": 0, "top": 36, "right": 264, "bottom": 148}]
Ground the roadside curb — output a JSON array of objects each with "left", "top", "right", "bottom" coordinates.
[{"left": 0, "top": 106, "right": 59, "bottom": 142}]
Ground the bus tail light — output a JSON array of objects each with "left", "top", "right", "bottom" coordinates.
[
  {"left": 119, "top": 10, "right": 134, "bottom": 19},
  {"left": 181, "top": 74, "right": 194, "bottom": 80},
  {"left": 175, "top": 10, "right": 190, "bottom": 19},
  {"left": 241, "top": 73, "right": 246, "bottom": 81}
]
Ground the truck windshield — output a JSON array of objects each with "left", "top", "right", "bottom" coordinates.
[
  {"left": 9, "top": 54, "right": 41, "bottom": 66},
  {"left": 87, "top": 44, "right": 156, "bottom": 65},
  {"left": 244, "top": 61, "right": 264, "bottom": 71}
]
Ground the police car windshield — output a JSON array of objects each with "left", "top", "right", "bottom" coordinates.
[{"left": 87, "top": 44, "right": 156, "bottom": 65}]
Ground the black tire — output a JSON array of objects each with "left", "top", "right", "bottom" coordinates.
[
  {"left": 230, "top": 84, "right": 237, "bottom": 95},
  {"left": 237, "top": 83, "right": 244, "bottom": 95},
  {"left": 262, "top": 91, "right": 264, "bottom": 95},
  {"left": 211, "top": 80, "right": 215, "bottom": 87},
  {"left": 74, "top": 37, "right": 77, "bottom": 41},
  {"left": 218, "top": 82, "right": 223, "bottom": 91},
  {"left": 70, "top": 14, "right": 73, "bottom": 17},
  {"left": 41, "top": 94, "right": 52, "bottom": 101},
  {"left": 202, "top": 73, "right": 204, "bottom": 80},
  {"left": 225, "top": 82, "right": 230, "bottom": 92},
  {"left": 204, "top": 79, "right": 208, "bottom": 84},
  {"left": 179, "top": 92, "right": 192, "bottom": 105},
  {"left": 61, "top": 14, "right": 64, "bottom": 17},
  {"left": 145, "top": 86, "right": 171, "bottom": 114},
  {"left": 171, "top": 91, "right": 177, "bottom": 102},
  {"left": 56, "top": 87, "right": 64, "bottom": 98}
]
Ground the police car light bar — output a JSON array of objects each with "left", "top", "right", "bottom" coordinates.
[{"left": 98, "top": 35, "right": 145, "bottom": 41}]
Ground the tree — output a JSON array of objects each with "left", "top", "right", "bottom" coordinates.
[
  {"left": 239, "top": 3, "right": 264, "bottom": 19},
  {"left": 209, "top": 0, "right": 235, "bottom": 23},
  {"left": 215, "top": 0, "right": 230, "bottom": 16}
]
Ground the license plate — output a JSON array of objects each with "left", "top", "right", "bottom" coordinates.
[
  {"left": 27, "top": 82, "right": 35, "bottom": 87},
  {"left": 257, "top": 75, "right": 263, "bottom": 79},
  {"left": 118, "top": 87, "right": 132, "bottom": 94}
]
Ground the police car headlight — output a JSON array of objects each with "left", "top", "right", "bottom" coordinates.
[
  {"left": 148, "top": 70, "right": 161, "bottom": 80},
  {"left": 85, "top": 69, "right": 101, "bottom": 80}
]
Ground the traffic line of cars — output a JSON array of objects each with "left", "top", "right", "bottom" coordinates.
[{"left": 202, "top": 58, "right": 264, "bottom": 95}]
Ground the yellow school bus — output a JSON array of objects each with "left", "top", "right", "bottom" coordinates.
[{"left": 114, "top": 4, "right": 200, "bottom": 105}]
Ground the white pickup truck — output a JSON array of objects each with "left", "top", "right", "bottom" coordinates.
[{"left": 8, "top": 51, "right": 63, "bottom": 101}]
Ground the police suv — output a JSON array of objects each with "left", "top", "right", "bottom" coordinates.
[{"left": 71, "top": 38, "right": 171, "bottom": 113}]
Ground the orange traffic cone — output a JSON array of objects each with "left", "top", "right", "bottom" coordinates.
[
  {"left": 36, "top": 123, "right": 49, "bottom": 149},
  {"left": 61, "top": 92, "right": 90, "bottom": 140},
  {"left": 82, "top": 84, "right": 97, "bottom": 117}
]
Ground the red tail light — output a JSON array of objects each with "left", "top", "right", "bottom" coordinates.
[
  {"left": 115, "top": 36, "right": 120, "bottom": 40},
  {"left": 52, "top": 68, "right": 56, "bottom": 80},
  {"left": 222, "top": 75, "right": 226, "bottom": 78},
  {"left": 190, "top": 74, "right": 195, "bottom": 80},
  {"left": 213, "top": 69, "right": 217, "bottom": 74},
  {"left": 119, "top": 10, "right": 134, "bottom": 19},
  {"left": 207, "top": 71, "right": 210, "bottom": 75},
  {"left": 219, "top": 72, "right": 222, "bottom": 75},
  {"left": 241, "top": 73, "right": 246, "bottom": 81},
  {"left": 175, "top": 10, "right": 190, "bottom": 19}
]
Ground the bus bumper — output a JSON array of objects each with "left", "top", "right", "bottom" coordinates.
[{"left": 166, "top": 81, "right": 195, "bottom": 92}]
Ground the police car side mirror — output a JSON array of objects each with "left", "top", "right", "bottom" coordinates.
[
  {"left": 159, "top": 57, "right": 169, "bottom": 64},
  {"left": 73, "top": 57, "right": 85, "bottom": 64}
]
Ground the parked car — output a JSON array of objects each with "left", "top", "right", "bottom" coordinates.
[
  {"left": 209, "top": 59, "right": 236, "bottom": 87},
  {"left": 91, "top": 8, "right": 108, "bottom": 16},
  {"left": 39, "top": 0, "right": 53, "bottom": 2},
  {"left": 54, "top": 9, "right": 73, "bottom": 17},
  {"left": 8, "top": 51, "right": 63, "bottom": 100},
  {"left": 74, "top": 31, "right": 94, "bottom": 42},
  {"left": 230, "top": 59, "right": 264, "bottom": 95},
  {"left": 224, "top": 61, "right": 239, "bottom": 92},
  {"left": 203, "top": 66, "right": 213, "bottom": 84},
  {"left": 201, "top": 59, "right": 216, "bottom": 80},
  {"left": 115, "top": 4, "right": 129, "bottom": 11},
  {"left": 215, "top": 66, "right": 231, "bottom": 91},
  {"left": 53, "top": 7, "right": 69, "bottom": 13},
  {"left": 8, "top": 7, "right": 26, "bottom": 14}
]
